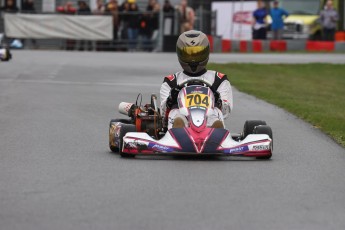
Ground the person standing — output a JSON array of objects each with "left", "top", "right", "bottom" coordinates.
[
  {"left": 93, "top": 0, "right": 105, "bottom": 15},
  {"left": 252, "top": 0, "right": 267, "bottom": 40},
  {"left": 127, "top": 1, "right": 140, "bottom": 51},
  {"left": 21, "top": 0, "right": 38, "bottom": 48},
  {"left": 93, "top": 0, "right": 106, "bottom": 51},
  {"left": 77, "top": 1, "right": 93, "bottom": 51},
  {"left": 270, "top": 0, "right": 288, "bottom": 40},
  {"left": 163, "top": 0, "right": 174, "bottom": 14},
  {"left": 22, "top": 0, "right": 35, "bottom": 13},
  {"left": 175, "top": 0, "right": 195, "bottom": 33},
  {"left": 0, "top": 0, "right": 18, "bottom": 13},
  {"left": 140, "top": 0, "right": 155, "bottom": 50},
  {"left": 56, "top": 2, "right": 77, "bottom": 50},
  {"left": 320, "top": 0, "right": 339, "bottom": 41},
  {"left": 0, "top": 0, "right": 19, "bottom": 47},
  {"left": 140, "top": 0, "right": 160, "bottom": 51},
  {"left": 119, "top": 1, "right": 130, "bottom": 45},
  {"left": 105, "top": 0, "right": 119, "bottom": 51}
]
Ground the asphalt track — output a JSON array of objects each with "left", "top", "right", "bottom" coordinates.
[{"left": 1, "top": 51, "right": 345, "bottom": 230}]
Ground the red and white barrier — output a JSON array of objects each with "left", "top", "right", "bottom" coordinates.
[{"left": 217, "top": 38, "right": 344, "bottom": 53}]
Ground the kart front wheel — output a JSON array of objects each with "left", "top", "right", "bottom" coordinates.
[
  {"left": 109, "top": 119, "right": 133, "bottom": 153},
  {"left": 109, "top": 119, "right": 119, "bottom": 153},
  {"left": 119, "top": 124, "right": 136, "bottom": 158},
  {"left": 242, "top": 120, "right": 267, "bottom": 139},
  {"left": 253, "top": 125, "right": 273, "bottom": 160}
]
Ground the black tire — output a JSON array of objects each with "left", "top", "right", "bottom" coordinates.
[
  {"left": 109, "top": 119, "right": 132, "bottom": 153},
  {"left": 253, "top": 125, "right": 273, "bottom": 160},
  {"left": 242, "top": 120, "right": 267, "bottom": 139},
  {"left": 119, "top": 124, "right": 136, "bottom": 158}
]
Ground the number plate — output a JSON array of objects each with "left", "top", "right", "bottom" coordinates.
[{"left": 185, "top": 93, "right": 210, "bottom": 108}]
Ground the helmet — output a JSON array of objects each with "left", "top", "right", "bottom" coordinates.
[{"left": 176, "top": 30, "right": 210, "bottom": 74}]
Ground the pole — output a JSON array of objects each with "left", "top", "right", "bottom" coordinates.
[
  {"left": 239, "top": 0, "right": 244, "bottom": 40},
  {"left": 230, "top": 0, "right": 235, "bottom": 40}
]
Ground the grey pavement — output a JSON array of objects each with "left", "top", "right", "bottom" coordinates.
[{"left": 0, "top": 51, "right": 345, "bottom": 230}]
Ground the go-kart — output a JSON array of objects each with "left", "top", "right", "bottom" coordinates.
[{"left": 109, "top": 77, "right": 273, "bottom": 159}]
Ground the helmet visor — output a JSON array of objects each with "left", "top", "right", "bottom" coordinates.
[{"left": 177, "top": 45, "right": 209, "bottom": 63}]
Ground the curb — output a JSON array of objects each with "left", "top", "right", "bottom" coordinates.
[{"left": 217, "top": 38, "right": 345, "bottom": 53}]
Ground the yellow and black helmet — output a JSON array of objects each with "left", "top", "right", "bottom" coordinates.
[{"left": 176, "top": 30, "right": 210, "bottom": 74}]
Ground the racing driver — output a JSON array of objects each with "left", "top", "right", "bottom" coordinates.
[
  {"left": 160, "top": 30, "right": 233, "bottom": 129},
  {"left": 0, "top": 47, "right": 12, "bottom": 61}
]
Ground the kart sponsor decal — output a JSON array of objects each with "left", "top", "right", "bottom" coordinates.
[
  {"left": 110, "top": 122, "right": 122, "bottom": 147},
  {"left": 233, "top": 11, "right": 252, "bottom": 25},
  {"left": 252, "top": 145, "right": 270, "bottom": 151},
  {"left": 186, "top": 86, "right": 208, "bottom": 95},
  {"left": 224, "top": 146, "right": 249, "bottom": 154},
  {"left": 123, "top": 141, "right": 149, "bottom": 152},
  {"left": 148, "top": 143, "right": 174, "bottom": 152}
]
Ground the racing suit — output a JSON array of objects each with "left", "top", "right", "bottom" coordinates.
[{"left": 160, "top": 70, "right": 233, "bottom": 129}]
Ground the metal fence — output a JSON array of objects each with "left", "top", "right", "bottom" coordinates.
[{"left": 0, "top": 9, "right": 215, "bottom": 51}]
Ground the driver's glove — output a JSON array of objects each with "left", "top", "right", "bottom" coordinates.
[
  {"left": 166, "top": 87, "right": 180, "bottom": 109},
  {"left": 213, "top": 90, "right": 222, "bottom": 109}
]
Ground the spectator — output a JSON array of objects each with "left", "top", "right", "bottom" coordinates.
[
  {"left": 0, "top": 0, "right": 19, "bottom": 47},
  {"left": 77, "top": 1, "right": 93, "bottom": 51},
  {"left": 175, "top": 0, "right": 194, "bottom": 33},
  {"left": 151, "top": 3, "right": 160, "bottom": 37},
  {"left": 163, "top": 0, "right": 174, "bottom": 36},
  {"left": 57, "top": 2, "right": 77, "bottom": 50},
  {"left": 77, "top": 1, "right": 91, "bottom": 16},
  {"left": 56, "top": 2, "right": 76, "bottom": 14},
  {"left": 252, "top": 0, "right": 267, "bottom": 40},
  {"left": 140, "top": 0, "right": 160, "bottom": 51},
  {"left": 127, "top": 1, "right": 140, "bottom": 51},
  {"left": 0, "top": 0, "right": 19, "bottom": 13},
  {"left": 105, "top": 0, "right": 119, "bottom": 51},
  {"left": 93, "top": 0, "right": 106, "bottom": 51},
  {"left": 93, "top": 0, "right": 105, "bottom": 15},
  {"left": 320, "top": 0, "right": 338, "bottom": 41},
  {"left": 163, "top": 0, "right": 174, "bottom": 13},
  {"left": 22, "top": 0, "right": 35, "bottom": 13},
  {"left": 21, "top": 0, "right": 38, "bottom": 48},
  {"left": 270, "top": 0, "right": 288, "bottom": 40},
  {"left": 119, "top": 1, "right": 130, "bottom": 42}
]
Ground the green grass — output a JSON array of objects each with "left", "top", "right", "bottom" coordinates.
[{"left": 208, "top": 63, "right": 345, "bottom": 147}]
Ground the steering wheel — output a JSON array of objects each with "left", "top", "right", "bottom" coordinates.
[
  {"left": 177, "top": 77, "right": 220, "bottom": 108},
  {"left": 178, "top": 77, "right": 213, "bottom": 88}
]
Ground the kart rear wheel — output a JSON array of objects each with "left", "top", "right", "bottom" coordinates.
[
  {"left": 253, "top": 125, "right": 273, "bottom": 160},
  {"left": 109, "top": 119, "right": 132, "bottom": 153},
  {"left": 242, "top": 120, "right": 267, "bottom": 139},
  {"left": 119, "top": 124, "right": 136, "bottom": 158}
]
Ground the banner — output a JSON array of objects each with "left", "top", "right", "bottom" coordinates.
[
  {"left": 4, "top": 13, "right": 113, "bottom": 40},
  {"left": 212, "top": 1, "right": 257, "bottom": 40}
]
